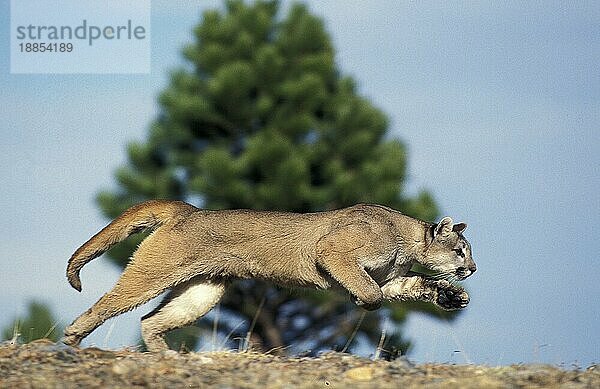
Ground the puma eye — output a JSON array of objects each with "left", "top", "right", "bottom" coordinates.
[{"left": 453, "top": 249, "right": 465, "bottom": 258}]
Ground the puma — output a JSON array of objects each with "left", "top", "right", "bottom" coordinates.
[{"left": 63, "top": 200, "right": 476, "bottom": 352}]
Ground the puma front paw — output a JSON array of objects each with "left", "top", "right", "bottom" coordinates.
[{"left": 432, "top": 280, "right": 470, "bottom": 311}]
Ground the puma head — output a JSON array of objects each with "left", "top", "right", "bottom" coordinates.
[{"left": 423, "top": 217, "right": 476, "bottom": 280}]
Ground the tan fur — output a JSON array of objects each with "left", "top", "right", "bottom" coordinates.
[{"left": 63, "top": 201, "right": 476, "bottom": 351}]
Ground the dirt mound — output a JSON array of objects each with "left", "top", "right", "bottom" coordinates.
[{"left": 1, "top": 340, "right": 597, "bottom": 388}]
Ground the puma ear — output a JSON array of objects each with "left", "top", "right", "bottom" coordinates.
[
  {"left": 433, "top": 217, "right": 453, "bottom": 240},
  {"left": 453, "top": 223, "right": 467, "bottom": 233}
]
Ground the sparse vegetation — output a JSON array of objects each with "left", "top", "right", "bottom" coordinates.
[{"left": 1, "top": 302, "right": 60, "bottom": 344}]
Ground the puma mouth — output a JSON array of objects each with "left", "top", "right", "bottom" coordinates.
[
  {"left": 423, "top": 270, "right": 469, "bottom": 283},
  {"left": 455, "top": 267, "right": 475, "bottom": 280},
  {"left": 414, "top": 270, "right": 466, "bottom": 285}
]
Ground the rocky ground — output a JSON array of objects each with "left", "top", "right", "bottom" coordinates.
[{"left": 0, "top": 340, "right": 597, "bottom": 388}]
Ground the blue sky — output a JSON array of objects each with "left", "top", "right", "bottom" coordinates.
[{"left": 1, "top": 1, "right": 598, "bottom": 365}]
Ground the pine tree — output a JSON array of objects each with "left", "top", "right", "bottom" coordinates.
[{"left": 97, "top": 0, "right": 457, "bottom": 355}]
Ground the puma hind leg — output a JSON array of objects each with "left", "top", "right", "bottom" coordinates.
[
  {"left": 63, "top": 236, "right": 195, "bottom": 348},
  {"left": 63, "top": 265, "right": 177, "bottom": 348},
  {"left": 141, "top": 278, "right": 226, "bottom": 352}
]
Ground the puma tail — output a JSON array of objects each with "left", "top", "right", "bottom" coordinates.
[{"left": 67, "top": 200, "right": 195, "bottom": 292}]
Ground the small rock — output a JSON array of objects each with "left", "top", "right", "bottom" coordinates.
[
  {"left": 345, "top": 366, "right": 374, "bottom": 381},
  {"left": 112, "top": 360, "right": 136, "bottom": 375},
  {"left": 195, "top": 356, "right": 214, "bottom": 364},
  {"left": 389, "top": 356, "right": 414, "bottom": 369}
]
